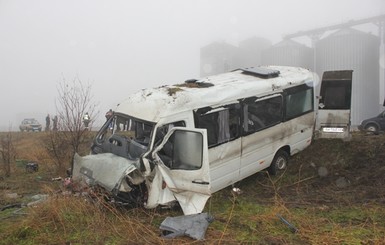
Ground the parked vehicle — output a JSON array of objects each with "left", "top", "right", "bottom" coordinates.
[
  {"left": 72, "top": 66, "right": 350, "bottom": 215},
  {"left": 19, "top": 118, "right": 42, "bottom": 132},
  {"left": 359, "top": 110, "right": 385, "bottom": 134}
]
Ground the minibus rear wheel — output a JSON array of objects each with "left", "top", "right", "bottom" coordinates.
[{"left": 268, "top": 150, "right": 289, "bottom": 175}]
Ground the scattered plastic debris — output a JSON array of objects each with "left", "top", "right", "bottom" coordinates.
[
  {"left": 26, "top": 162, "right": 39, "bottom": 173},
  {"left": 160, "top": 212, "right": 214, "bottom": 240},
  {"left": 232, "top": 187, "right": 242, "bottom": 195},
  {"left": 27, "top": 194, "right": 49, "bottom": 207}
]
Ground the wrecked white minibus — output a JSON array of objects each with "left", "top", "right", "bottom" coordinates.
[{"left": 73, "top": 66, "right": 318, "bottom": 215}]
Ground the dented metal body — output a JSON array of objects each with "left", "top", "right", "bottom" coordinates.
[{"left": 73, "top": 66, "right": 322, "bottom": 215}]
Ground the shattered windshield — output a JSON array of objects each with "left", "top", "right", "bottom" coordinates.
[{"left": 92, "top": 114, "right": 155, "bottom": 160}]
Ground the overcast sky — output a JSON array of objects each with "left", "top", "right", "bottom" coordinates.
[{"left": 0, "top": 0, "right": 384, "bottom": 130}]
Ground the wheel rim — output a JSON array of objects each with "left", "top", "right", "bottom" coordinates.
[
  {"left": 276, "top": 156, "right": 287, "bottom": 170},
  {"left": 366, "top": 125, "right": 377, "bottom": 132}
]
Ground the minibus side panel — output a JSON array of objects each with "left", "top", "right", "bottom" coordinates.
[
  {"left": 208, "top": 138, "right": 241, "bottom": 193},
  {"left": 240, "top": 126, "right": 284, "bottom": 179},
  {"left": 194, "top": 103, "right": 242, "bottom": 193},
  {"left": 240, "top": 94, "right": 285, "bottom": 178},
  {"left": 284, "top": 112, "right": 314, "bottom": 154}
]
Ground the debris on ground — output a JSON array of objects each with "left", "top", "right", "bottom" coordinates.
[
  {"left": 27, "top": 194, "right": 49, "bottom": 207},
  {"left": 25, "top": 162, "right": 39, "bottom": 173},
  {"left": 276, "top": 214, "right": 298, "bottom": 233},
  {"left": 5, "top": 193, "right": 19, "bottom": 199},
  {"left": 1, "top": 203, "right": 23, "bottom": 211},
  {"left": 160, "top": 212, "right": 214, "bottom": 240}
]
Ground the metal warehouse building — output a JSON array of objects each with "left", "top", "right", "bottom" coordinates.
[
  {"left": 315, "top": 28, "right": 380, "bottom": 125},
  {"left": 200, "top": 15, "right": 385, "bottom": 127}
]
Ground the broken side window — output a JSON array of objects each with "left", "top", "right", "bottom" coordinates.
[
  {"left": 194, "top": 104, "right": 240, "bottom": 148},
  {"left": 243, "top": 95, "right": 283, "bottom": 134},
  {"left": 92, "top": 114, "right": 155, "bottom": 159},
  {"left": 156, "top": 121, "right": 186, "bottom": 165},
  {"left": 155, "top": 121, "right": 186, "bottom": 142}
]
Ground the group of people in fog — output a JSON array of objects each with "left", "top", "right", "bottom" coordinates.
[
  {"left": 45, "top": 114, "right": 59, "bottom": 131},
  {"left": 45, "top": 113, "right": 91, "bottom": 131},
  {"left": 44, "top": 109, "right": 113, "bottom": 131}
]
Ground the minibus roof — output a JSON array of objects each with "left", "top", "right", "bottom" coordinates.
[{"left": 115, "top": 66, "right": 314, "bottom": 122}]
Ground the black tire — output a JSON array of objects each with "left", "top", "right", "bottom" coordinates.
[
  {"left": 365, "top": 123, "right": 379, "bottom": 134},
  {"left": 268, "top": 150, "right": 289, "bottom": 175}
]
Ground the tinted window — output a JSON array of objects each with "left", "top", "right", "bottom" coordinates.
[{"left": 285, "top": 86, "right": 313, "bottom": 120}]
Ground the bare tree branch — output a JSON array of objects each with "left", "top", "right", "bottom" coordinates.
[{"left": 45, "top": 76, "right": 99, "bottom": 173}]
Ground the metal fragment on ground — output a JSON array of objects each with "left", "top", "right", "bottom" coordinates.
[{"left": 159, "top": 212, "right": 213, "bottom": 240}]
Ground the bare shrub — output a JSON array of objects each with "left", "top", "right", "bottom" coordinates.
[{"left": 44, "top": 77, "right": 98, "bottom": 174}]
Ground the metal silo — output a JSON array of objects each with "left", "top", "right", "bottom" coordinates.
[
  {"left": 316, "top": 28, "right": 380, "bottom": 126},
  {"left": 261, "top": 39, "right": 314, "bottom": 70},
  {"left": 200, "top": 42, "right": 239, "bottom": 77},
  {"left": 237, "top": 37, "right": 272, "bottom": 68}
]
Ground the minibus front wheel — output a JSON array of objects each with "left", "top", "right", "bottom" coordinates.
[{"left": 268, "top": 150, "right": 289, "bottom": 175}]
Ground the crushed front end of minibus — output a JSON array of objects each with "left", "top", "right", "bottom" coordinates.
[{"left": 72, "top": 111, "right": 211, "bottom": 215}]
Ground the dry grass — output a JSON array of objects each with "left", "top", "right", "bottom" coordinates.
[
  {"left": 1, "top": 131, "right": 385, "bottom": 244},
  {"left": 1, "top": 192, "right": 163, "bottom": 244}
]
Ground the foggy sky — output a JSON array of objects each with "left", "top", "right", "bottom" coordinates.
[{"left": 0, "top": 0, "right": 384, "bottom": 130}]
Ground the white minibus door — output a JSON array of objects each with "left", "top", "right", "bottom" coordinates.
[
  {"left": 317, "top": 70, "right": 353, "bottom": 139},
  {"left": 152, "top": 127, "right": 211, "bottom": 215}
]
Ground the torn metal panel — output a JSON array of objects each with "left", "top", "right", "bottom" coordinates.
[
  {"left": 160, "top": 212, "right": 213, "bottom": 240},
  {"left": 145, "top": 165, "right": 177, "bottom": 209},
  {"left": 72, "top": 153, "right": 141, "bottom": 192}
]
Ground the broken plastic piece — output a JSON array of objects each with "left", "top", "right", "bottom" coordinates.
[
  {"left": 26, "top": 162, "right": 39, "bottom": 173},
  {"left": 160, "top": 212, "right": 214, "bottom": 240}
]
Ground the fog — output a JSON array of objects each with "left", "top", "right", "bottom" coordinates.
[{"left": 0, "top": 0, "right": 384, "bottom": 131}]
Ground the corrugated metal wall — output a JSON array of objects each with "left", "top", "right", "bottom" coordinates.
[{"left": 316, "top": 28, "right": 380, "bottom": 125}]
